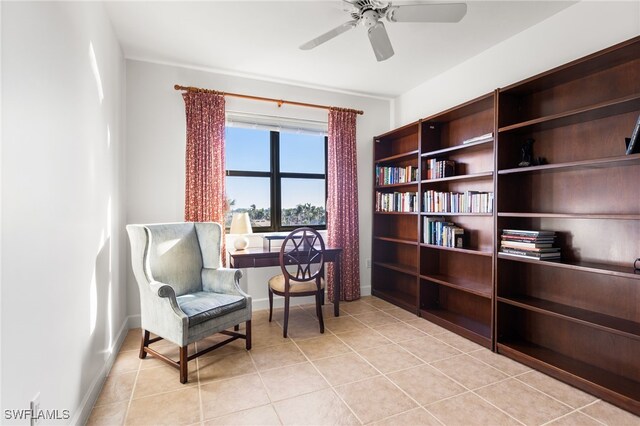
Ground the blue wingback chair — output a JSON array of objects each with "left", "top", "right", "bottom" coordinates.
[{"left": 126, "top": 222, "right": 252, "bottom": 383}]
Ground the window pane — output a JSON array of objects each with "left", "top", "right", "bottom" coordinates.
[
  {"left": 280, "top": 132, "right": 325, "bottom": 174},
  {"left": 281, "top": 178, "right": 326, "bottom": 226},
  {"left": 225, "top": 176, "right": 271, "bottom": 228},
  {"left": 225, "top": 127, "right": 270, "bottom": 172}
]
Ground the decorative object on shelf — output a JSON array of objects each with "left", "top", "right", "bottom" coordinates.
[
  {"left": 634, "top": 258, "right": 640, "bottom": 272},
  {"left": 625, "top": 114, "right": 640, "bottom": 155},
  {"left": 518, "top": 138, "right": 535, "bottom": 167},
  {"left": 230, "top": 212, "right": 253, "bottom": 250}
]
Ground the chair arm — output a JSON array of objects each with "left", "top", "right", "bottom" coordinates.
[
  {"left": 149, "top": 281, "right": 188, "bottom": 321},
  {"left": 201, "top": 268, "right": 247, "bottom": 297}
]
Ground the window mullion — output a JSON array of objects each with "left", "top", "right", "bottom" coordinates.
[{"left": 271, "top": 131, "right": 281, "bottom": 232}]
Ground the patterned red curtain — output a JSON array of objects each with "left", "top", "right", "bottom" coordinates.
[
  {"left": 182, "top": 91, "right": 227, "bottom": 264},
  {"left": 327, "top": 108, "right": 360, "bottom": 301}
]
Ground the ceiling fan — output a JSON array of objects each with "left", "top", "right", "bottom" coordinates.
[{"left": 300, "top": 1, "right": 467, "bottom": 62}]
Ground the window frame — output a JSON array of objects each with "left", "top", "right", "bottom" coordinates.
[{"left": 225, "top": 129, "right": 328, "bottom": 233}]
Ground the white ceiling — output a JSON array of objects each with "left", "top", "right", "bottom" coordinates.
[{"left": 105, "top": 1, "right": 574, "bottom": 98}]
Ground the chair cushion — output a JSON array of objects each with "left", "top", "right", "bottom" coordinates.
[
  {"left": 268, "top": 274, "right": 325, "bottom": 294},
  {"left": 176, "top": 291, "right": 246, "bottom": 327}
]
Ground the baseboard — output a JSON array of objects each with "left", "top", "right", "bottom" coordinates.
[
  {"left": 128, "top": 314, "right": 141, "bottom": 329},
  {"left": 71, "top": 315, "right": 134, "bottom": 426}
]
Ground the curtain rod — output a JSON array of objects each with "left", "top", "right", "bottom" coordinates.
[{"left": 174, "top": 84, "right": 364, "bottom": 115}]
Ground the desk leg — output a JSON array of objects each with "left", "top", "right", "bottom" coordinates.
[{"left": 334, "top": 255, "right": 341, "bottom": 317}]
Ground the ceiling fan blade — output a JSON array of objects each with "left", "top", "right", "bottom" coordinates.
[
  {"left": 368, "top": 21, "right": 394, "bottom": 62},
  {"left": 387, "top": 3, "right": 467, "bottom": 23},
  {"left": 299, "top": 20, "right": 358, "bottom": 50}
]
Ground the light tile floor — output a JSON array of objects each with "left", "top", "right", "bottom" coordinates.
[{"left": 87, "top": 296, "right": 640, "bottom": 425}]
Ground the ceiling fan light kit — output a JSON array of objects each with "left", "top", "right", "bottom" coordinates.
[{"left": 300, "top": 1, "right": 468, "bottom": 62}]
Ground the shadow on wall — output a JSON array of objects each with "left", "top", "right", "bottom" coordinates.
[{"left": 78, "top": 236, "right": 112, "bottom": 415}]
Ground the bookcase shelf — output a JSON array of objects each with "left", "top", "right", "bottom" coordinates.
[
  {"left": 375, "top": 181, "right": 419, "bottom": 189},
  {"left": 373, "top": 36, "right": 639, "bottom": 415},
  {"left": 421, "top": 243, "right": 492, "bottom": 257},
  {"left": 498, "top": 94, "right": 640, "bottom": 134},
  {"left": 498, "top": 253, "right": 640, "bottom": 280},
  {"left": 422, "top": 212, "right": 493, "bottom": 217},
  {"left": 374, "top": 211, "right": 419, "bottom": 216},
  {"left": 498, "top": 212, "right": 640, "bottom": 220},
  {"left": 420, "top": 307, "right": 492, "bottom": 347},
  {"left": 498, "top": 154, "right": 640, "bottom": 175},
  {"left": 421, "top": 274, "right": 491, "bottom": 299},
  {"left": 497, "top": 341, "right": 640, "bottom": 415},
  {"left": 373, "top": 236, "right": 418, "bottom": 246},
  {"left": 497, "top": 296, "right": 640, "bottom": 341},
  {"left": 374, "top": 261, "right": 417, "bottom": 277},
  {"left": 421, "top": 138, "right": 493, "bottom": 158},
  {"left": 375, "top": 150, "right": 420, "bottom": 164},
  {"left": 421, "top": 171, "right": 493, "bottom": 184}
]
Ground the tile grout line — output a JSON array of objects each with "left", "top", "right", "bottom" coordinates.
[
  {"left": 246, "top": 344, "right": 286, "bottom": 426},
  {"left": 287, "top": 329, "right": 366, "bottom": 425}
]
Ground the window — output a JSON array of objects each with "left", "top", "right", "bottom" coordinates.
[{"left": 225, "top": 126, "right": 327, "bottom": 232}]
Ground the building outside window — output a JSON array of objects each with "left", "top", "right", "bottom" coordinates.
[{"left": 225, "top": 119, "right": 327, "bottom": 232}]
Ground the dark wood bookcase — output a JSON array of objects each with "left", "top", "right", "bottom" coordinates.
[
  {"left": 371, "top": 121, "right": 420, "bottom": 312},
  {"left": 418, "top": 93, "right": 496, "bottom": 349},
  {"left": 495, "top": 36, "right": 640, "bottom": 414},
  {"left": 372, "top": 36, "right": 640, "bottom": 414}
]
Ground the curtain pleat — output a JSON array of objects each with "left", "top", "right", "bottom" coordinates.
[
  {"left": 327, "top": 108, "right": 360, "bottom": 301},
  {"left": 183, "top": 92, "right": 227, "bottom": 264}
]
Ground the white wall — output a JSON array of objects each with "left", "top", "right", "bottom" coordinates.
[
  {"left": 1, "top": 2, "right": 126, "bottom": 423},
  {"left": 125, "top": 60, "right": 390, "bottom": 316},
  {"left": 394, "top": 1, "right": 640, "bottom": 126}
]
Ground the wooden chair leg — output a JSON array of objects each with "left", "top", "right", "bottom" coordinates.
[
  {"left": 316, "top": 292, "right": 325, "bottom": 334},
  {"left": 245, "top": 320, "right": 252, "bottom": 350},
  {"left": 179, "top": 345, "right": 188, "bottom": 384},
  {"left": 234, "top": 324, "right": 240, "bottom": 331},
  {"left": 283, "top": 296, "right": 290, "bottom": 338},
  {"left": 139, "top": 330, "right": 150, "bottom": 359},
  {"left": 268, "top": 288, "right": 274, "bottom": 322}
]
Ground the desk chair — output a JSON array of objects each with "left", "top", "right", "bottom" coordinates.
[{"left": 268, "top": 227, "right": 325, "bottom": 338}]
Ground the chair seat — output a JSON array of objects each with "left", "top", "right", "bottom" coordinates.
[
  {"left": 176, "top": 291, "right": 246, "bottom": 327},
  {"left": 268, "top": 274, "right": 325, "bottom": 294}
]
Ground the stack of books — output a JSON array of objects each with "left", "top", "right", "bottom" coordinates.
[
  {"left": 500, "top": 229, "right": 560, "bottom": 260},
  {"left": 423, "top": 217, "right": 465, "bottom": 248}
]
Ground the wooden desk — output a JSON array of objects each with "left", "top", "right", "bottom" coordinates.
[{"left": 229, "top": 247, "right": 342, "bottom": 317}]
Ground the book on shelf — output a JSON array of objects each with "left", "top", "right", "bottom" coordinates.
[
  {"left": 375, "top": 165, "right": 418, "bottom": 186},
  {"left": 423, "top": 190, "right": 494, "bottom": 213},
  {"left": 376, "top": 191, "right": 418, "bottom": 213},
  {"left": 462, "top": 132, "right": 493, "bottom": 145},
  {"left": 425, "top": 159, "right": 455, "bottom": 180},
  {"left": 625, "top": 113, "right": 640, "bottom": 155},
  {"left": 502, "top": 229, "right": 556, "bottom": 237},
  {"left": 500, "top": 248, "right": 561, "bottom": 260},
  {"left": 501, "top": 240, "right": 555, "bottom": 249}
]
